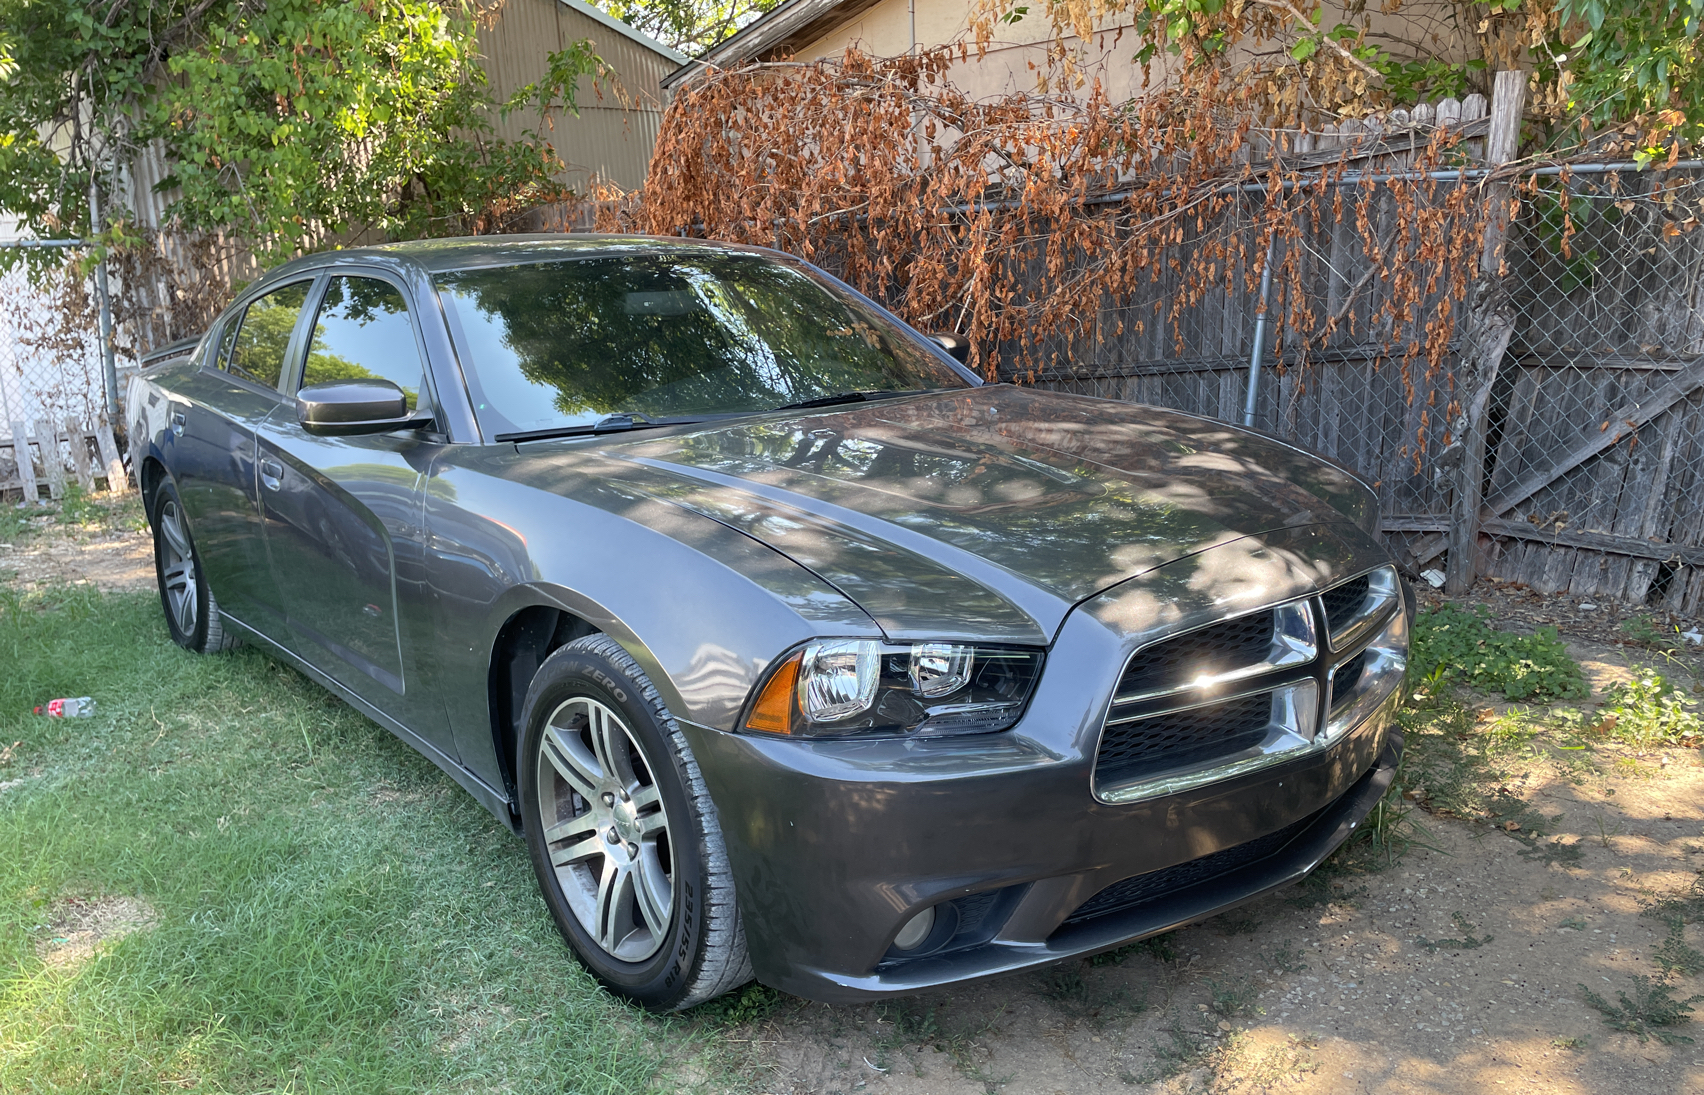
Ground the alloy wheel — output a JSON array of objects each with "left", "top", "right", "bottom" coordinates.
[
  {"left": 158, "top": 499, "right": 199, "bottom": 638},
  {"left": 536, "top": 696, "right": 675, "bottom": 962}
]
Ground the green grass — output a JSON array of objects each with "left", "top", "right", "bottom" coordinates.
[{"left": 0, "top": 584, "right": 699, "bottom": 1093}]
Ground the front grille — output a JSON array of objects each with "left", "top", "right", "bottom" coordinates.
[
  {"left": 1331, "top": 651, "right": 1367, "bottom": 711},
  {"left": 1096, "top": 692, "right": 1271, "bottom": 785},
  {"left": 1061, "top": 806, "right": 1325, "bottom": 927},
  {"left": 1321, "top": 575, "right": 1370, "bottom": 635},
  {"left": 1116, "top": 611, "right": 1275, "bottom": 699}
]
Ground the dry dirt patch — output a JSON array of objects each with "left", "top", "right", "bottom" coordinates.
[
  {"left": 0, "top": 495, "right": 153, "bottom": 592},
  {"left": 36, "top": 895, "right": 158, "bottom": 971}
]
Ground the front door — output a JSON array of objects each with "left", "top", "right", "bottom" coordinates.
[
  {"left": 256, "top": 273, "right": 445, "bottom": 747},
  {"left": 171, "top": 280, "right": 314, "bottom": 632}
]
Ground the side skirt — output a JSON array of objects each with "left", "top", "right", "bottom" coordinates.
[{"left": 220, "top": 611, "right": 522, "bottom": 834}]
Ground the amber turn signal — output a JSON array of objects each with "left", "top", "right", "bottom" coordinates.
[{"left": 744, "top": 652, "right": 802, "bottom": 734}]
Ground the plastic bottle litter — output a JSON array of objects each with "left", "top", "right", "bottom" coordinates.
[{"left": 34, "top": 697, "right": 96, "bottom": 717}]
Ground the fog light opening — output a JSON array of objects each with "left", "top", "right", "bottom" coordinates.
[{"left": 891, "top": 907, "right": 936, "bottom": 952}]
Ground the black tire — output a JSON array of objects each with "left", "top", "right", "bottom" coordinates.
[
  {"left": 150, "top": 481, "right": 235, "bottom": 654},
  {"left": 518, "top": 634, "right": 751, "bottom": 1011}
]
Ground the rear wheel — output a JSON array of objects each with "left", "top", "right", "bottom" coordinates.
[
  {"left": 151, "top": 482, "right": 234, "bottom": 654},
  {"left": 518, "top": 634, "right": 751, "bottom": 1010}
]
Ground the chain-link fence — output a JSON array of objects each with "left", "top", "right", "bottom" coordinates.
[
  {"left": 0, "top": 263, "right": 112, "bottom": 440},
  {"left": 1027, "top": 167, "right": 1704, "bottom": 616}
]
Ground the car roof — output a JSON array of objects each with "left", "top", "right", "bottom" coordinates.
[{"left": 257, "top": 234, "right": 761, "bottom": 284}]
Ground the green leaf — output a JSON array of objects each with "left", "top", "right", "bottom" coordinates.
[{"left": 1290, "top": 37, "right": 1319, "bottom": 60}]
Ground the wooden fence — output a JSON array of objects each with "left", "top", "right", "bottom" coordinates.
[{"left": 0, "top": 418, "right": 128, "bottom": 503}]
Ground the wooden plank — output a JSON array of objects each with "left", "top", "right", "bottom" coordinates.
[
  {"left": 34, "top": 418, "right": 65, "bottom": 500},
  {"left": 0, "top": 437, "right": 19, "bottom": 495},
  {"left": 95, "top": 421, "right": 127, "bottom": 493},
  {"left": 1475, "top": 517, "right": 1704, "bottom": 566},
  {"left": 11, "top": 421, "right": 39, "bottom": 503},
  {"left": 1482, "top": 356, "right": 1704, "bottom": 517},
  {"left": 65, "top": 417, "right": 94, "bottom": 492}
]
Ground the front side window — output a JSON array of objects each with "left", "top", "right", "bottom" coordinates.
[
  {"left": 301, "top": 276, "right": 427, "bottom": 410},
  {"left": 435, "top": 250, "right": 968, "bottom": 439},
  {"left": 226, "top": 281, "right": 312, "bottom": 390}
]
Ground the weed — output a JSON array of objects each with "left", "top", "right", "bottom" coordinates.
[
  {"left": 1410, "top": 604, "right": 1589, "bottom": 700},
  {"left": 1089, "top": 931, "right": 1178, "bottom": 966},
  {"left": 1579, "top": 975, "right": 1704, "bottom": 1044},
  {"left": 1595, "top": 813, "right": 1623, "bottom": 847},
  {"left": 1041, "top": 963, "right": 1089, "bottom": 1006},
  {"left": 1652, "top": 919, "right": 1704, "bottom": 978},
  {"left": 1414, "top": 911, "right": 1494, "bottom": 953},
  {"left": 1214, "top": 910, "right": 1262, "bottom": 936},
  {"left": 1645, "top": 877, "right": 1704, "bottom": 924},
  {"left": 1137, "top": 1025, "right": 1212, "bottom": 1084},
  {"left": 1622, "top": 614, "right": 1685, "bottom": 653},
  {"left": 1039, "top": 961, "right": 1146, "bottom": 1023},
  {"left": 1551, "top": 1035, "right": 1588, "bottom": 1049},
  {"left": 1261, "top": 940, "right": 1309, "bottom": 974},
  {"left": 695, "top": 982, "right": 783, "bottom": 1026},
  {"left": 1206, "top": 976, "right": 1262, "bottom": 1018},
  {"left": 1560, "top": 917, "right": 1588, "bottom": 931},
  {"left": 1595, "top": 667, "right": 1703, "bottom": 749}
]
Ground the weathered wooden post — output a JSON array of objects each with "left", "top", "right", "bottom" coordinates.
[{"left": 1444, "top": 70, "right": 1526, "bottom": 596}]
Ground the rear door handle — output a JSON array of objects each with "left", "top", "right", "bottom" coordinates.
[
  {"left": 260, "top": 457, "right": 284, "bottom": 491},
  {"left": 170, "top": 411, "right": 186, "bottom": 437}
]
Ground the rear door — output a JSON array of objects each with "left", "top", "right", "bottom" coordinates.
[
  {"left": 169, "top": 280, "right": 314, "bottom": 633},
  {"left": 255, "top": 271, "right": 451, "bottom": 752}
]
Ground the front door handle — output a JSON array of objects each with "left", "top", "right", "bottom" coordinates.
[
  {"left": 260, "top": 457, "right": 284, "bottom": 491},
  {"left": 170, "top": 411, "right": 186, "bottom": 437}
]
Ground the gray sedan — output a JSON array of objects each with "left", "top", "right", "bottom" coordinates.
[{"left": 127, "top": 236, "right": 1409, "bottom": 1010}]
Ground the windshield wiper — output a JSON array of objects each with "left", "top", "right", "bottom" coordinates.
[
  {"left": 774, "top": 389, "right": 933, "bottom": 411},
  {"left": 495, "top": 413, "right": 694, "bottom": 443}
]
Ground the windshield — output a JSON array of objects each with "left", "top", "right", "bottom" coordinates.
[{"left": 435, "top": 250, "right": 970, "bottom": 439}]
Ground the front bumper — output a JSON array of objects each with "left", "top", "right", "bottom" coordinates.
[{"left": 684, "top": 682, "right": 1402, "bottom": 1002}]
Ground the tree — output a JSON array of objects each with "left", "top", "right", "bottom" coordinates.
[
  {"left": 971, "top": 0, "right": 1703, "bottom": 157},
  {"left": 0, "top": 0, "right": 601, "bottom": 267},
  {"left": 595, "top": 0, "right": 784, "bottom": 57}
]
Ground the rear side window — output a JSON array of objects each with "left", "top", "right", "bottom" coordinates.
[
  {"left": 301, "top": 276, "right": 428, "bottom": 410},
  {"left": 226, "top": 281, "right": 312, "bottom": 389}
]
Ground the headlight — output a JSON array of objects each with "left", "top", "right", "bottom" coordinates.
[{"left": 743, "top": 639, "right": 1045, "bottom": 738}]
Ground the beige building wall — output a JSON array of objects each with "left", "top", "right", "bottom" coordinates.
[
  {"left": 784, "top": 0, "right": 1470, "bottom": 106},
  {"left": 478, "top": 0, "right": 684, "bottom": 192}
]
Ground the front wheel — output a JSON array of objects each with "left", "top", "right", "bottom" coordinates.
[
  {"left": 518, "top": 635, "right": 751, "bottom": 1010},
  {"left": 151, "top": 482, "right": 235, "bottom": 654}
]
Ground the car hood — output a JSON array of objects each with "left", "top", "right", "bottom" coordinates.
[{"left": 567, "top": 386, "right": 1373, "bottom": 644}]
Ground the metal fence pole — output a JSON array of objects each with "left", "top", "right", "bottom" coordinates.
[
  {"left": 88, "top": 183, "right": 120, "bottom": 419},
  {"left": 1242, "top": 234, "right": 1277, "bottom": 428}
]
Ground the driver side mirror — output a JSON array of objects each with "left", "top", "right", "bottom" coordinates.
[
  {"left": 928, "top": 333, "right": 971, "bottom": 364},
  {"left": 297, "top": 380, "right": 432, "bottom": 436}
]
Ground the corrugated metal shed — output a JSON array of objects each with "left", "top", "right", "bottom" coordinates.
[{"left": 479, "top": 0, "right": 684, "bottom": 192}]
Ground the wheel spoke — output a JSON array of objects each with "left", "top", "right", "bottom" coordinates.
[
  {"left": 629, "top": 782, "right": 661, "bottom": 811},
  {"left": 541, "top": 723, "right": 600, "bottom": 793},
  {"left": 588, "top": 705, "right": 637, "bottom": 786},
  {"left": 163, "top": 562, "right": 191, "bottom": 591},
  {"left": 549, "top": 832, "right": 606, "bottom": 869},
  {"left": 633, "top": 846, "right": 672, "bottom": 938},
  {"left": 594, "top": 857, "right": 630, "bottom": 953},
  {"left": 175, "top": 581, "right": 197, "bottom": 633},
  {"left": 161, "top": 512, "right": 192, "bottom": 560}
]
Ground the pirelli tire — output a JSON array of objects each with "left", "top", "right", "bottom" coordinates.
[{"left": 517, "top": 634, "right": 753, "bottom": 1010}]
